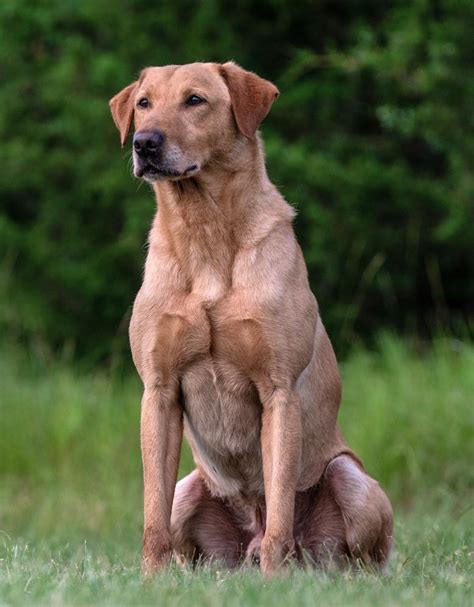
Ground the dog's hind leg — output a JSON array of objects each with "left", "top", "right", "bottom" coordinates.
[
  {"left": 326, "top": 454, "right": 393, "bottom": 568},
  {"left": 171, "top": 469, "right": 249, "bottom": 567},
  {"left": 297, "top": 454, "right": 393, "bottom": 569}
]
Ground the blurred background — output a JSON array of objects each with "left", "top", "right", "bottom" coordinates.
[
  {"left": 1, "top": 0, "right": 473, "bottom": 360},
  {"left": 0, "top": 1, "right": 472, "bottom": 603}
]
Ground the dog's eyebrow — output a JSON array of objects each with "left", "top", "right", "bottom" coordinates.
[
  {"left": 138, "top": 68, "right": 148, "bottom": 84},
  {"left": 181, "top": 85, "right": 210, "bottom": 96}
]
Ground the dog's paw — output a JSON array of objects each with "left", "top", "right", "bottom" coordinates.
[
  {"left": 141, "top": 550, "right": 173, "bottom": 576},
  {"left": 260, "top": 535, "right": 295, "bottom": 578},
  {"left": 245, "top": 533, "right": 263, "bottom": 565},
  {"left": 141, "top": 528, "right": 173, "bottom": 575}
]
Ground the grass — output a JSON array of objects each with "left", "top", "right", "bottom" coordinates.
[{"left": 0, "top": 335, "right": 473, "bottom": 605}]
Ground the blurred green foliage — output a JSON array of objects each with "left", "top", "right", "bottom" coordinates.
[
  {"left": 0, "top": 0, "right": 472, "bottom": 360},
  {"left": 2, "top": 336, "right": 473, "bottom": 534}
]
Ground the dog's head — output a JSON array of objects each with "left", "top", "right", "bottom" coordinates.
[{"left": 109, "top": 62, "right": 279, "bottom": 182}]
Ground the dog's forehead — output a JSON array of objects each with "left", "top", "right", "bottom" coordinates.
[
  {"left": 139, "top": 63, "right": 226, "bottom": 96},
  {"left": 139, "top": 65, "right": 178, "bottom": 85}
]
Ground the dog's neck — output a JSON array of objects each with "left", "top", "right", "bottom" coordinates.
[{"left": 147, "top": 136, "right": 294, "bottom": 297}]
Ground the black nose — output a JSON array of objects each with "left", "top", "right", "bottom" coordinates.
[{"left": 133, "top": 130, "right": 165, "bottom": 156}]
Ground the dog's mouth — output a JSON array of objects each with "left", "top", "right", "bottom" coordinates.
[{"left": 135, "top": 162, "right": 200, "bottom": 181}]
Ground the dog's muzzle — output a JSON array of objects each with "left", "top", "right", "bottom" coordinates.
[{"left": 133, "top": 129, "right": 200, "bottom": 181}]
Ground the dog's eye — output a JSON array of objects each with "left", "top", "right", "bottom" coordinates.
[
  {"left": 137, "top": 97, "right": 149, "bottom": 109},
  {"left": 185, "top": 95, "right": 206, "bottom": 106}
]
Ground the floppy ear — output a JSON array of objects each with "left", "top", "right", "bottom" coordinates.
[
  {"left": 109, "top": 81, "right": 138, "bottom": 147},
  {"left": 219, "top": 62, "right": 279, "bottom": 139}
]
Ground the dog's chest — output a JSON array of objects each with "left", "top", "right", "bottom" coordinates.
[
  {"left": 175, "top": 289, "right": 268, "bottom": 496},
  {"left": 156, "top": 275, "right": 270, "bottom": 382},
  {"left": 178, "top": 293, "right": 266, "bottom": 431},
  {"left": 181, "top": 355, "right": 264, "bottom": 496},
  {"left": 134, "top": 266, "right": 270, "bottom": 495}
]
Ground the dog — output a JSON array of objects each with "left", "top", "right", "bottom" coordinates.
[{"left": 109, "top": 61, "right": 393, "bottom": 577}]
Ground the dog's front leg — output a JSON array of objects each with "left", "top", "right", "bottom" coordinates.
[
  {"left": 260, "top": 388, "right": 302, "bottom": 577},
  {"left": 140, "top": 384, "right": 183, "bottom": 574}
]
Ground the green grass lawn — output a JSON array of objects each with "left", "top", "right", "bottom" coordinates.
[{"left": 1, "top": 336, "right": 473, "bottom": 605}]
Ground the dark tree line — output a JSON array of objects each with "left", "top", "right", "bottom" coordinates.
[{"left": 0, "top": 0, "right": 472, "bottom": 361}]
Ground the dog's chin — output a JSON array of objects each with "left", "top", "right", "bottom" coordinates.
[{"left": 134, "top": 162, "right": 200, "bottom": 182}]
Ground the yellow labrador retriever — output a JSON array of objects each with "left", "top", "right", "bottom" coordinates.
[{"left": 109, "top": 61, "right": 393, "bottom": 577}]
